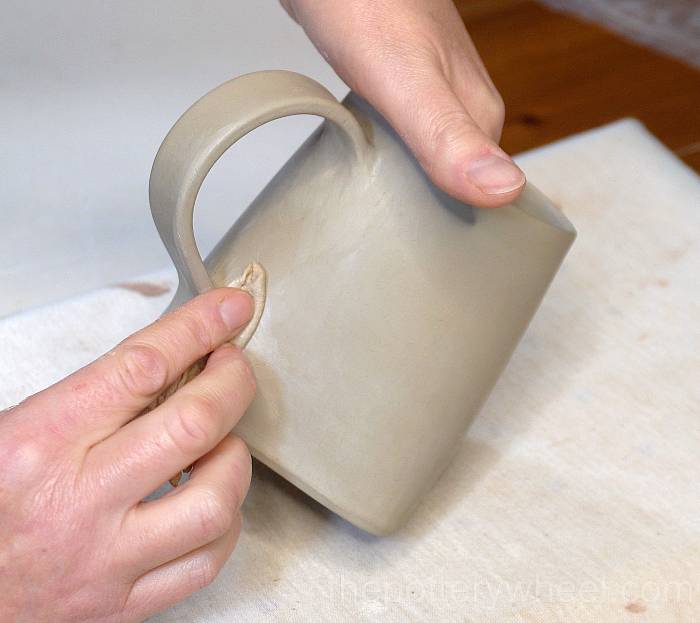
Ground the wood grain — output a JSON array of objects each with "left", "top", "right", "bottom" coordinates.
[{"left": 455, "top": 1, "right": 700, "bottom": 171}]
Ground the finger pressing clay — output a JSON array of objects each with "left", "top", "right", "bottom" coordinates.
[{"left": 139, "top": 262, "right": 267, "bottom": 486}]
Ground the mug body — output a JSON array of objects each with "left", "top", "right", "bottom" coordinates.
[{"left": 195, "top": 94, "right": 575, "bottom": 534}]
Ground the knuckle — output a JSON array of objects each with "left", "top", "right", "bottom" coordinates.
[
  {"left": 425, "top": 108, "right": 473, "bottom": 156},
  {"left": 117, "top": 343, "right": 169, "bottom": 398},
  {"left": 196, "top": 488, "right": 236, "bottom": 539},
  {"left": 189, "top": 551, "right": 221, "bottom": 590},
  {"left": 4, "top": 435, "right": 45, "bottom": 482},
  {"left": 167, "top": 393, "right": 221, "bottom": 453},
  {"left": 208, "top": 348, "right": 256, "bottom": 401},
  {"left": 185, "top": 313, "right": 217, "bottom": 354}
]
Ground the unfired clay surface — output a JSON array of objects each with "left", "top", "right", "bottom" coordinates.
[{"left": 149, "top": 71, "right": 576, "bottom": 534}]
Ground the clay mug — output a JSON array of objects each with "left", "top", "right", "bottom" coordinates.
[{"left": 149, "top": 70, "right": 576, "bottom": 534}]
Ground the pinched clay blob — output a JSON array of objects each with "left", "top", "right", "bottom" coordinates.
[
  {"left": 139, "top": 262, "right": 267, "bottom": 486},
  {"left": 227, "top": 262, "right": 267, "bottom": 349}
]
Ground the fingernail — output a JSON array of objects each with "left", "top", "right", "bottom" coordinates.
[
  {"left": 466, "top": 154, "right": 526, "bottom": 195},
  {"left": 219, "top": 291, "right": 253, "bottom": 331}
]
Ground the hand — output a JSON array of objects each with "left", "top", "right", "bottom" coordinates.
[
  {"left": 282, "top": 0, "right": 525, "bottom": 208},
  {"left": 0, "top": 288, "right": 256, "bottom": 622}
]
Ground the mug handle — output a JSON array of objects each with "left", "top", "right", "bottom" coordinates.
[{"left": 149, "top": 70, "right": 372, "bottom": 299}]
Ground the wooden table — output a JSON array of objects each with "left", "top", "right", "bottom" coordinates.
[{"left": 456, "top": 0, "right": 700, "bottom": 171}]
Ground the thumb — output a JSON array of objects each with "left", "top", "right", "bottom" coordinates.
[{"left": 365, "top": 71, "right": 526, "bottom": 208}]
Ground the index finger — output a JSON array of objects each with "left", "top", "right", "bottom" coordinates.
[{"left": 26, "top": 287, "right": 254, "bottom": 446}]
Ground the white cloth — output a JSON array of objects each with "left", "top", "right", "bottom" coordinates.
[{"left": 2, "top": 119, "right": 699, "bottom": 622}]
